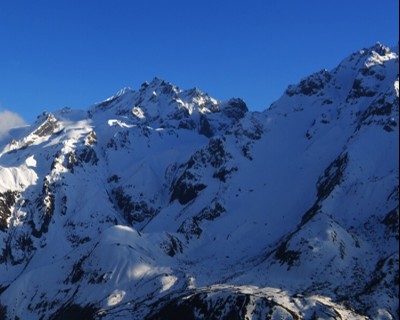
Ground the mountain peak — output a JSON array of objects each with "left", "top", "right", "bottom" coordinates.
[
  {"left": 368, "top": 41, "right": 392, "bottom": 56},
  {"left": 87, "top": 79, "right": 231, "bottom": 135},
  {"left": 115, "top": 86, "right": 134, "bottom": 97},
  {"left": 148, "top": 76, "right": 172, "bottom": 87},
  {"left": 1, "top": 44, "right": 398, "bottom": 319}
]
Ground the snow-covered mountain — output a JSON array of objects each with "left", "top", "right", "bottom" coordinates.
[{"left": 0, "top": 43, "right": 398, "bottom": 319}]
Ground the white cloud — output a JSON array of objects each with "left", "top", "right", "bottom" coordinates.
[{"left": 0, "top": 110, "right": 27, "bottom": 140}]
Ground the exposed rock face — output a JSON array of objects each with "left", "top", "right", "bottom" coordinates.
[
  {"left": 0, "top": 43, "right": 398, "bottom": 319},
  {"left": 0, "top": 191, "right": 20, "bottom": 232}
]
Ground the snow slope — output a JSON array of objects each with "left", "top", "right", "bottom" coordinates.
[{"left": 0, "top": 43, "right": 398, "bottom": 319}]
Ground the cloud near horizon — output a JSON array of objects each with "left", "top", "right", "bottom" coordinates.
[{"left": 0, "top": 110, "right": 27, "bottom": 140}]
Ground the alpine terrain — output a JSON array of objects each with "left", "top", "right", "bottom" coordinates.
[{"left": 0, "top": 43, "right": 398, "bottom": 319}]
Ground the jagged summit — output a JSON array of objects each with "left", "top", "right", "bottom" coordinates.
[
  {"left": 0, "top": 44, "right": 398, "bottom": 319},
  {"left": 272, "top": 43, "right": 398, "bottom": 123},
  {"left": 82, "top": 77, "right": 250, "bottom": 138}
]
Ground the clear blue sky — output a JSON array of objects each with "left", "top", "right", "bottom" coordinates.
[{"left": 0, "top": 0, "right": 398, "bottom": 123}]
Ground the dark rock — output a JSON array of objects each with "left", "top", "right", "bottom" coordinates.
[
  {"left": 28, "top": 178, "right": 55, "bottom": 238},
  {"left": 275, "top": 241, "right": 301, "bottom": 269},
  {"left": 170, "top": 138, "right": 230, "bottom": 204},
  {"left": 381, "top": 207, "right": 399, "bottom": 238},
  {"left": 207, "top": 138, "right": 229, "bottom": 168},
  {"left": 64, "top": 254, "right": 89, "bottom": 285},
  {"left": 169, "top": 107, "right": 190, "bottom": 121},
  {"left": 161, "top": 234, "right": 184, "bottom": 257},
  {"left": 78, "top": 147, "right": 99, "bottom": 165},
  {"left": 371, "top": 42, "right": 391, "bottom": 56},
  {"left": 213, "top": 166, "right": 238, "bottom": 182},
  {"left": 236, "top": 116, "right": 264, "bottom": 141},
  {"left": 85, "top": 131, "right": 97, "bottom": 146},
  {"left": 347, "top": 78, "right": 377, "bottom": 100},
  {"left": 170, "top": 179, "right": 206, "bottom": 205},
  {"left": 112, "top": 187, "right": 158, "bottom": 225},
  {"left": 178, "top": 202, "right": 226, "bottom": 239},
  {"left": 198, "top": 115, "right": 213, "bottom": 138},
  {"left": 222, "top": 98, "right": 248, "bottom": 121},
  {"left": 147, "top": 290, "right": 302, "bottom": 320},
  {"left": 357, "top": 93, "right": 398, "bottom": 132},
  {"left": 0, "top": 191, "right": 20, "bottom": 232},
  {"left": 178, "top": 119, "right": 196, "bottom": 130},
  {"left": 33, "top": 114, "right": 59, "bottom": 137},
  {"left": 0, "top": 304, "right": 7, "bottom": 319},
  {"left": 322, "top": 99, "right": 333, "bottom": 105},
  {"left": 286, "top": 70, "right": 332, "bottom": 97},
  {"left": 316, "top": 152, "right": 349, "bottom": 200},
  {"left": 359, "top": 254, "right": 399, "bottom": 298},
  {"left": 107, "top": 175, "right": 121, "bottom": 183},
  {"left": 49, "top": 303, "right": 98, "bottom": 320},
  {"left": 177, "top": 217, "right": 203, "bottom": 238}
]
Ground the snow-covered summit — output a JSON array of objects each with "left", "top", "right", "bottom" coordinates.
[
  {"left": 0, "top": 43, "right": 398, "bottom": 319},
  {"left": 85, "top": 76, "right": 249, "bottom": 139},
  {"left": 283, "top": 42, "right": 398, "bottom": 103}
]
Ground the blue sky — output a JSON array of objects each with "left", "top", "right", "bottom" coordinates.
[{"left": 0, "top": 0, "right": 398, "bottom": 124}]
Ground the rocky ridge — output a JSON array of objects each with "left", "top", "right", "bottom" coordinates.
[{"left": 0, "top": 43, "right": 398, "bottom": 319}]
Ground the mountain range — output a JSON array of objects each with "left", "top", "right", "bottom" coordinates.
[{"left": 0, "top": 42, "right": 398, "bottom": 319}]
